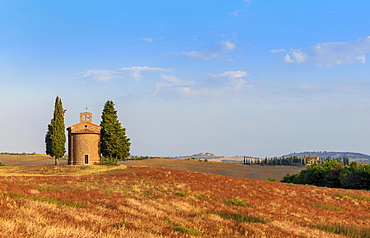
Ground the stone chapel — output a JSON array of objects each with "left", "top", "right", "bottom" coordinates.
[{"left": 67, "top": 112, "right": 101, "bottom": 165}]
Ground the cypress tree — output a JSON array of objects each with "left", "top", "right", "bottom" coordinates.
[
  {"left": 100, "top": 100, "right": 130, "bottom": 162},
  {"left": 45, "top": 96, "right": 66, "bottom": 165}
]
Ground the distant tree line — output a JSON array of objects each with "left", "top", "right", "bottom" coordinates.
[
  {"left": 281, "top": 159, "right": 370, "bottom": 190},
  {"left": 285, "top": 151, "right": 370, "bottom": 161},
  {"left": 243, "top": 156, "right": 350, "bottom": 167},
  {"left": 125, "top": 156, "right": 151, "bottom": 160},
  {"left": 243, "top": 156, "right": 307, "bottom": 166},
  {"left": 0, "top": 152, "right": 37, "bottom": 156}
]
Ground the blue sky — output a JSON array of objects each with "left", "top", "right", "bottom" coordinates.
[{"left": 1, "top": 1, "right": 370, "bottom": 157}]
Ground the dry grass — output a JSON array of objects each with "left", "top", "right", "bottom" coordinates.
[
  {"left": 119, "top": 158, "right": 305, "bottom": 181},
  {"left": 0, "top": 154, "right": 62, "bottom": 166},
  {"left": 0, "top": 165, "right": 369, "bottom": 237},
  {"left": 0, "top": 164, "right": 125, "bottom": 176}
]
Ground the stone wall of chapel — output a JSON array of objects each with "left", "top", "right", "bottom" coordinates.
[{"left": 71, "top": 133, "right": 100, "bottom": 165}]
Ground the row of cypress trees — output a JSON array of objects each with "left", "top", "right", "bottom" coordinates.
[{"left": 45, "top": 96, "right": 130, "bottom": 165}]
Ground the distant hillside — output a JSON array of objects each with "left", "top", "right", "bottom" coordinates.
[
  {"left": 175, "top": 152, "right": 223, "bottom": 160},
  {"left": 283, "top": 151, "right": 370, "bottom": 164}
]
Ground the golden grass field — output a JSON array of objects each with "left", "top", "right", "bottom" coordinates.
[{"left": 0, "top": 163, "right": 370, "bottom": 237}]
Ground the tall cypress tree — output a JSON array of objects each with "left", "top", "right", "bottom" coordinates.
[
  {"left": 45, "top": 96, "right": 66, "bottom": 165},
  {"left": 100, "top": 100, "right": 130, "bottom": 161}
]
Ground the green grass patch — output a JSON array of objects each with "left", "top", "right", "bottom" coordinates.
[
  {"left": 37, "top": 187, "right": 54, "bottom": 192},
  {"left": 175, "top": 192, "right": 187, "bottom": 197},
  {"left": 309, "top": 203, "right": 346, "bottom": 212},
  {"left": 170, "top": 226, "right": 202, "bottom": 235},
  {"left": 215, "top": 212, "right": 268, "bottom": 225},
  {"left": 267, "top": 178, "right": 277, "bottom": 182},
  {"left": 224, "top": 199, "right": 247, "bottom": 206},
  {"left": 312, "top": 223, "right": 370, "bottom": 238},
  {"left": 335, "top": 194, "right": 370, "bottom": 201},
  {"left": 7, "top": 192, "right": 87, "bottom": 208}
]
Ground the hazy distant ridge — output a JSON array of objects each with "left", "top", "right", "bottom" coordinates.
[
  {"left": 173, "top": 151, "right": 370, "bottom": 164},
  {"left": 283, "top": 151, "right": 370, "bottom": 164}
]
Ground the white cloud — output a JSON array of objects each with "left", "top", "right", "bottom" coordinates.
[
  {"left": 284, "top": 37, "right": 370, "bottom": 66},
  {"left": 270, "top": 49, "right": 285, "bottom": 53},
  {"left": 161, "top": 75, "right": 180, "bottom": 83},
  {"left": 82, "top": 70, "right": 121, "bottom": 82},
  {"left": 156, "top": 75, "right": 194, "bottom": 89},
  {"left": 121, "top": 66, "right": 172, "bottom": 81},
  {"left": 354, "top": 55, "right": 366, "bottom": 63},
  {"left": 293, "top": 49, "right": 307, "bottom": 63},
  {"left": 154, "top": 70, "right": 250, "bottom": 99},
  {"left": 284, "top": 54, "right": 294, "bottom": 63},
  {"left": 176, "top": 41, "right": 236, "bottom": 60},
  {"left": 162, "top": 75, "right": 193, "bottom": 85},
  {"left": 142, "top": 37, "right": 153, "bottom": 43},
  {"left": 213, "top": 70, "right": 248, "bottom": 90},
  {"left": 284, "top": 49, "right": 307, "bottom": 63},
  {"left": 154, "top": 75, "right": 196, "bottom": 99},
  {"left": 312, "top": 39, "right": 370, "bottom": 66},
  {"left": 218, "top": 70, "right": 248, "bottom": 79},
  {"left": 178, "top": 87, "right": 196, "bottom": 96},
  {"left": 176, "top": 87, "right": 223, "bottom": 98}
]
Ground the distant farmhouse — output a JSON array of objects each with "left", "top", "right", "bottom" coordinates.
[
  {"left": 67, "top": 112, "right": 101, "bottom": 165},
  {"left": 302, "top": 156, "right": 321, "bottom": 164}
]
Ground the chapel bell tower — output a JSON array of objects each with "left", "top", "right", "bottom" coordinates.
[{"left": 80, "top": 112, "right": 92, "bottom": 123}]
